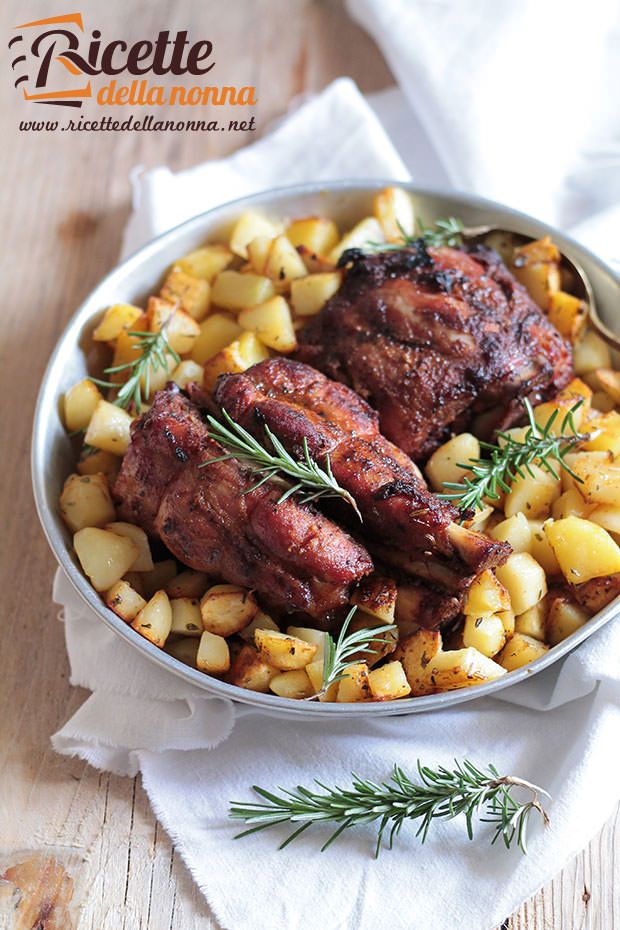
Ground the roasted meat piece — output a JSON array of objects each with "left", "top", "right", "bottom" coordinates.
[
  {"left": 295, "top": 242, "right": 573, "bottom": 459},
  {"left": 113, "top": 384, "right": 373, "bottom": 620},
  {"left": 215, "top": 358, "right": 510, "bottom": 592}
]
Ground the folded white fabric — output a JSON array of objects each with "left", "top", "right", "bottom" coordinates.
[{"left": 52, "top": 75, "right": 620, "bottom": 930}]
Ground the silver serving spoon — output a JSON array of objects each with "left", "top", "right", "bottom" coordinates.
[{"left": 461, "top": 224, "right": 619, "bottom": 352}]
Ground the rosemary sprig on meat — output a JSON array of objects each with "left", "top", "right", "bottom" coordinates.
[
  {"left": 439, "top": 399, "right": 588, "bottom": 513},
  {"left": 307, "top": 607, "right": 397, "bottom": 700},
  {"left": 202, "top": 409, "right": 362, "bottom": 518},
  {"left": 91, "top": 328, "right": 180, "bottom": 413},
  {"left": 368, "top": 216, "right": 465, "bottom": 251},
  {"left": 230, "top": 759, "right": 550, "bottom": 856}
]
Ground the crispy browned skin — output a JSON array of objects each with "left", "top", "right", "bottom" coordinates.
[
  {"left": 215, "top": 358, "right": 510, "bottom": 592},
  {"left": 295, "top": 243, "right": 573, "bottom": 459},
  {"left": 113, "top": 385, "right": 373, "bottom": 620}
]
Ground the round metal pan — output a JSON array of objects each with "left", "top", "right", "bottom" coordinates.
[{"left": 31, "top": 181, "right": 620, "bottom": 718}]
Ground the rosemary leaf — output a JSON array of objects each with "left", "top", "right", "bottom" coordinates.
[{"left": 91, "top": 326, "right": 180, "bottom": 414}]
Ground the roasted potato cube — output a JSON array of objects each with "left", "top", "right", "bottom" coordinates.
[
  {"left": 489, "top": 512, "right": 532, "bottom": 552},
  {"left": 263, "top": 235, "right": 307, "bottom": 285},
  {"left": 246, "top": 235, "right": 274, "bottom": 275},
  {"left": 393, "top": 630, "right": 442, "bottom": 696},
  {"left": 166, "top": 636, "right": 200, "bottom": 667},
  {"left": 290, "top": 272, "right": 342, "bottom": 317},
  {"left": 565, "top": 452, "right": 620, "bottom": 504},
  {"left": 368, "top": 660, "right": 411, "bottom": 700},
  {"left": 533, "top": 396, "right": 588, "bottom": 434},
  {"left": 495, "top": 552, "right": 547, "bottom": 615},
  {"left": 573, "top": 331, "right": 611, "bottom": 375},
  {"left": 464, "top": 570, "right": 511, "bottom": 615},
  {"left": 170, "top": 597, "right": 203, "bottom": 636},
  {"left": 552, "top": 488, "right": 593, "bottom": 520},
  {"left": 496, "top": 632, "right": 548, "bottom": 671},
  {"left": 229, "top": 211, "right": 283, "bottom": 259},
  {"left": 84, "top": 400, "right": 133, "bottom": 456},
  {"left": 582, "top": 410, "right": 620, "bottom": 455},
  {"left": 588, "top": 504, "right": 620, "bottom": 535},
  {"left": 74, "top": 527, "right": 139, "bottom": 591},
  {"left": 147, "top": 297, "right": 201, "bottom": 353},
  {"left": 105, "top": 579, "right": 146, "bottom": 622},
  {"left": 227, "top": 644, "right": 278, "bottom": 692},
  {"left": 425, "top": 433, "right": 480, "bottom": 493},
  {"left": 108, "top": 331, "right": 176, "bottom": 398},
  {"left": 498, "top": 609, "right": 516, "bottom": 637},
  {"left": 462, "top": 614, "right": 506, "bottom": 657},
  {"left": 175, "top": 244, "right": 233, "bottom": 282},
  {"left": 171, "top": 359, "right": 205, "bottom": 390},
  {"left": 573, "top": 573, "right": 620, "bottom": 612},
  {"left": 190, "top": 312, "right": 243, "bottom": 365},
  {"left": 60, "top": 473, "right": 116, "bottom": 532},
  {"left": 160, "top": 269, "right": 210, "bottom": 321},
  {"left": 546, "top": 595, "right": 589, "bottom": 646},
  {"left": 514, "top": 601, "right": 547, "bottom": 641},
  {"left": 346, "top": 615, "right": 398, "bottom": 667},
  {"left": 373, "top": 186, "right": 415, "bottom": 242},
  {"left": 269, "top": 669, "right": 314, "bottom": 699},
  {"left": 64, "top": 379, "right": 103, "bottom": 433},
  {"left": 77, "top": 448, "right": 121, "bottom": 479},
  {"left": 548, "top": 291, "right": 588, "bottom": 343},
  {"left": 328, "top": 217, "right": 384, "bottom": 264},
  {"left": 336, "top": 662, "right": 371, "bottom": 702},
  {"left": 305, "top": 660, "right": 338, "bottom": 701},
  {"left": 104, "top": 521, "right": 152, "bottom": 572},
  {"left": 504, "top": 463, "right": 561, "bottom": 519},
  {"left": 239, "top": 609, "right": 280, "bottom": 642},
  {"left": 93, "top": 303, "right": 144, "bottom": 342},
  {"left": 591, "top": 390, "right": 616, "bottom": 414},
  {"left": 202, "top": 331, "right": 269, "bottom": 392},
  {"left": 238, "top": 295, "right": 297, "bottom": 352},
  {"left": 200, "top": 584, "right": 257, "bottom": 637},
  {"left": 427, "top": 648, "right": 506, "bottom": 690},
  {"left": 196, "top": 630, "right": 230, "bottom": 674},
  {"left": 351, "top": 574, "right": 397, "bottom": 624},
  {"left": 211, "top": 270, "right": 275, "bottom": 311},
  {"left": 592, "top": 369, "right": 620, "bottom": 406},
  {"left": 142, "top": 560, "right": 178, "bottom": 599},
  {"left": 131, "top": 590, "right": 172, "bottom": 647},
  {"left": 512, "top": 236, "right": 561, "bottom": 309},
  {"left": 254, "top": 629, "right": 317, "bottom": 670},
  {"left": 545, "top": 516, "right": 620, "bottom": 584},
  {"left": 286, "top": 217, "right": 339, "bottom": 257},
  {"left": 286, "top": 626, "right": 327, "bottom": 663},
  {"left": 165, "top": 570, "right": 209, "bottom": 599}
]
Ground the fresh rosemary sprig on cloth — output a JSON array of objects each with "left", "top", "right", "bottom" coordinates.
[
  {"left": 309, "top": 606, "right": 396, "bottom": 699},
  {"left": 368, "top": 216, "right": 465, "bottom": 251},
  {"left": 230, "top": 760, "right": 550, "bottom": 856},
  {"left": 201, "top": 409, "right": 361, "bottom": 518},
  {"left": 440, "top": 399, "right": 588, "bottom": 513},
  {"left": 91, "top": 328, "right": 180, "bottom": 413}
]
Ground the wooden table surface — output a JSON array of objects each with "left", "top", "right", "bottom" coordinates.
[{"left": 1, "top": 1, "right": 617, "bottom": 927}]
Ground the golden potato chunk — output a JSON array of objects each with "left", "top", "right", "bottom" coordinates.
[
  {"left": 147, "top": 297, "right": 201, "bottom": 353},
  {"left": 285, "top": 626, "right": 327, "bottom": 662},
  {"left": 551, "top": 488, "right": 593, "bottom": 520},
  {"left": 269, "top": 669, "right": 314, "bottom": 700},
  {"left": 202, "top": 332, "right": 269, "bottom": 393},
  {"left": 286, "top": 217, "right": 339, "bottom": 257},
  {"left": 227, "top": 644, "right": 278, "bottom": 692},
  {"left": 84, "top": 400, "right": 133, "bottom": 456},
  {"left": 504, "top": 464, "right": 561, "bottom": 519},
  {"left": 197, "top": 630, "right": 230, "bottom": 674},
  {"left": 545, "top": 516, "right": 620, "bottom": 584},
  {"left": 495, "top": 552, "right": 547, "bottom": 615},
  {"left": 64, "top": 379, "right": 103, "bottom": 433},
  {"left": 246, "top": 235, "right": 274, "bottom": 275},
  {"left": 93, "top": 303, "right": 143, "bottom": 342},
  {"left": 572, "top": 574, "right": 620, "bottom": 613},
  {"left": 190, "top": 313, "right": 243, "bottom": 365},
  {"left": 238, "top": 296, "right": 297, "bottom": 352},
  {"left": 290, "top": 272, "right": 342, "bottom": 317},
  {"left": 512, "top": 236, "right": 561, "bottom": 309},
  {"left": 548, "top": 291, "right": 588, "bottom": 343},
  {"left": 464, "top": 570, "right": 510, "bottom": 616},
  {"left": 426, "top": 648, "right": 506, "bottom": 690},
  {"left": 175, "top": 244, "right": 233, "bottom": 282},
  {"left": 573, "top": 331, "right": 612, "bottom": 375},
  {"left": 496, "top": 633, "right": 548, "bottom": 671},
  {"left": 105, "top": 579, "right": 146, "bottom": 622},
  {"left": 200, "top": 584, "right": 258, "bottom": 637},
  {"left": 489, "top": 512, "right": 531, "bottom": 552},
  {"left": 367, "top": 660, "right": 411, "bottom": 700},
  {"left": 170, "top": 597, "right": 203, "bottom": 636},
  {"left": 425, "top": 433, "right": 480, "bottom": 493},
  {"left": 211, "top": 270, "right": 275, "bottom": 310},
  {"left": 462, "top": 615, "right": 506, "bottom": 657},
  {"left": 160, "top": 268, "right": 210, "bottom": 321},
  {"left": 254, "top": 629, "right": 317, "bottom": 671},
  {"left": 60, "top": 473, "right": 116, "bottom": 532},
  {"left": 373, "top": 187, "right": 415, "bottom": 242},
  {"left": 239, "top": 609, "right": 280, "bottom": 642},
  {"left": 171, "top": 359, "right": 205, "bottom": 390},
  {"left": 305, "top": 659, "right": 338, "bottom": 702},
  {"left": 229, "top": 211, "right": 283, "bottom": 259},
  {"left": 393, "top": 630, "right": 443, "bottom": 696},
  {"left": 528, "top": 519, "right": 562, "bottom": 575},
  {"left": 104, "top": 521, "right": 153, "bottom": 572},
  {"left": 336, "top": 662, "right": 371, "bottom": 702},
  {"left": 77, "top": 448, "right": 121, "bottom": 479},
  {"left": 582, "top": 411, "right": 620, "bottom": 456},
  {"left": 514, "top": 601, "right": 547, "bottom": 641},
  {"left": 131, "top": 590, "right": 172, "bottom": 647},
  {"left": 350, "top": 574, "right": 397, "bottom": 624},
  {"left": 328, "top": 217, "right": 384, "bottom": 264},
  {"left": 74, "top": 527, "right": 139, "bottom": 592},
  {"left": 546, "top": 596, "right": 589, "bottom": 646},
  {"left": 165, "top": 570, "right": 209, "bottom": 599},
  {"left": 263, "top": 235, "right": 308, "bottom": 284}
]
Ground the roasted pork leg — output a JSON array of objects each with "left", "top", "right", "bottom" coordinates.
[
  {"left": 215, "top": 358, "right": 510, "bottom": 592},
  {"left": 113, "top": 384, "right": 373, "bottom": 620},
  {"left": 295, "top": 243, "right": 573, "bottom": 459}
]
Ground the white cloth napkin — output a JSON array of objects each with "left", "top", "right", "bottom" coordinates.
[{"left": 52, "top": 67, "right": 620, "bottom": 930}]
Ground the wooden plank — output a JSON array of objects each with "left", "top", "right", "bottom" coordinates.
[{"left": 0, "top": 0, "right": 616, "bottom": 927}]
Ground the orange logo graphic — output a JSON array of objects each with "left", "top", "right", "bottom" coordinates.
[{"left": 10, "top": 13, "right": 91, "bottom": 108}]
